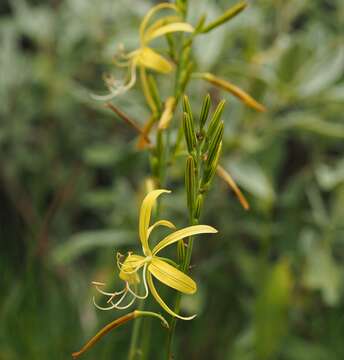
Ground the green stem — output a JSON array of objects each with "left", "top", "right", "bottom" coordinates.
[{"left": 128, "top": 285, "right": 145, "bottom": 360}]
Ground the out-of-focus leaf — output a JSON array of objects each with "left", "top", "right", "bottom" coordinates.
[
  {"left": 190, "top": 0, "right": 225, "bottom": 69},
  {"left": 297, "top": 46, "right": 344, "bottom": 98},
  {"left": 322, "top": 85, "right": 344, "bottom": 102},
  {"left": 51, "top": 230, "right": 135, "bottom": 265},
  {"left": 283, "top": 338, "right": 333, "bottom": 360},
  {"left": 83, "top": 144, "right": 121, "bottom": 167},
  {"left": 225, "top": 159, "right": 275, "bottom": 205},
  {"left": 301, "top": 230, "right": 342, "bottom": 306},
  {"left": 316, "top": 158, "right": 344, "bottom": 190},
  {"left": 276, "top": 112, "right": 344, "bottom": 138},
  {"left": 255, "top": 258, "right": 292, "bottom": 359}
]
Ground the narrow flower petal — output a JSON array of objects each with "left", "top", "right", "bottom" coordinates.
[
  {"left": 138, "top": 47, "right": 173, "bottom": 74},
  {"left": 146, "top": 272, "right": 196, "bottom": 320},
  {"left": 139, "top": 189, "right": 171, "bottom": 254},
  {"left": 199, "top": 72, "right": 267, "bottom": 112},
  {"left": 216, "top": 165, "right": 250, "bottom": 210},
  {"left": 144, "top": 15, "right": 182, "bottom": 40},
  {"left": 139, "top": 3, "right": 178, "bottom": 43},
  {"left": 144, "top": 22, "right": 194, "bottom": 43},
  {"left": 147, "top": 219, "right": 176, "bottom": 239},
  {"left": 149, "top": 257, "right": 196, "bottom": 294},
  {"left": 152, "top": 225, "right": 217, "bottom": 255}
]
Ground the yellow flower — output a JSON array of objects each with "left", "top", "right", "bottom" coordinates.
[
  {"left": 93, "top": 189, "right": 217, "bottom": 320},
  {"left": 93, "top": 3, "right": 194, "bottom": 103}
]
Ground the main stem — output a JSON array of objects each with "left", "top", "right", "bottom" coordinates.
[
  {"left": 167, "top": 152, "right": 202, "bottom": 359},
  {"left": 130, "top": 3, "right": 190, "bottom": 358}
]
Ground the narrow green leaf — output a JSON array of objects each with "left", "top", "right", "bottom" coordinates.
[
  {"left": 201, "top": 1, "right": 247, "bottom": 34},
  {"left": 51, "top": 230, "right": 135, "bottom": 264}
]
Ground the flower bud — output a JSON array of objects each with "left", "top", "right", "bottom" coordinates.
[
  {"left": 199, "top": 93, "right": 211, "bottom": 130},
  {"left": 185, "top": 155, "right": 196, "bottom": 215},
  {"left": 183, "top": 112, "right": 197, "bottom": 154}
]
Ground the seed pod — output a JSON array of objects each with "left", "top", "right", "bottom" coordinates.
[
  {"left": 199, "top": 93, "right": 211, "bottom": 130},
  {"left": 201, "top": 1, "right": 247, "bottom": 34},
  {"left": 207, "top": 100, "right": 226, "bottom": 141},
  {"left": 207, "top": 121, "right": 224, "bottom": 168},
  {"left": 183, "top": 112, "right": 197, "bottom": 154},
  {"left": 185, "top": 155, "right": 196, "bottom": 215}
]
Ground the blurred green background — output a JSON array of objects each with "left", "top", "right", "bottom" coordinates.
[{"left": 1, "top": 0, "right": 343, "bottom": 359}]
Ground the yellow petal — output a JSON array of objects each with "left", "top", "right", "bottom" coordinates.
[
  {"left": 158, "top": 96, "right": 176, "bottom": 130},
  {"left": 216, "top": 165, "right": 250, "bottom": 210},
  {"left": 137, "top": 47, "right": 173, "bottom": 74},
  {"left": 149, "top": 257, "right": 196, "bottom": 294},
  {"left": 144, "top": 22, "right": 194, "bottom": 43},
  {"left": 139, "top": 3, "right": 178, "bottom": 43},
  {"left": 144, "top": 15, "right": 182, "bottom": 41},
  {"left": 152, "top": 225, "right": 218, "bottom": 255},
  {"left": 139, "top": 189, "right": 171, "bottom": 254},
  {"left": 119, "top": 254, "right": 145, "bottom": 284},
  {"left": 147, "top": 219, "right": 176, "bottom": 239},
  {"left": 146, "top": 272, "right": 196, "bottom": 320},
  {"left": 200, "top": 72, "right": 267, "bottom": 112}
]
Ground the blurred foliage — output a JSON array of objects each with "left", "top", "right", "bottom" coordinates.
[{"left": 1, "top": 0, "right": 343, "bottom": 359}]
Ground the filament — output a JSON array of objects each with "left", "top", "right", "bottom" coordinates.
[
  {"left": 127, "top": 265, "right": 149, "bottom": 300},
  {"left": 93, "top": 296, "right": 117, "bottom": 311}
]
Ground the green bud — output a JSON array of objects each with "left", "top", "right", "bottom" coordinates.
[
  {"left": 207, "top": 100, "right": 225, "bottom": 141},
  {"left": 194, "top": 194, "right": 203, "bottom": 220},
  {"left": 207, "top": 121, "right": 224, "bottom": 169},
  {"left": 183, "top": 95, "right": 193, "bottom": 122},
  {"left": 185, "top": 155, "right": 196, "bottom": 215},
  {"left": 203, "top": 141, "right": 222, "bottom": 186},
  {"left": 199, "top": 93, "right": 211, "bottom": 130},
  {"left": 201, "top": 1, "right": 247, "bottom": 34},
  {"left": 183, "top": 112, "right": 197, "bottom": 154}
]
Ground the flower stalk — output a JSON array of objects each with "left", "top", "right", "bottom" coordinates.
[{"left": 77, "top": 0, "right": 264, "bottom": 357}]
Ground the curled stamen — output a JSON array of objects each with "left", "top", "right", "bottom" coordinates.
[
  {"left": 93, "top": 296, "right": 117, "bottom": 311},
  {"left": 106, "top": 288, "right": 126, "bottom": 303},
  {"left": 127, "top": 265, "right": 149, "bottom": 300},
  {"left": 114, "top": 295, "right": 136, "bottom": 310},
  {"left": 91, "top": 60, "right": 137, "bottom": 102},
  {"left": 92, "top": 282, "right": 125, "bottom": 297}
]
